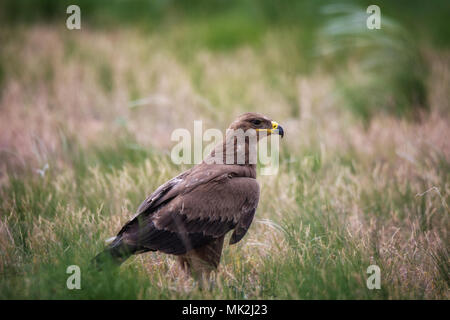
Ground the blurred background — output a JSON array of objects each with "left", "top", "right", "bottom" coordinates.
[
  {"left": 1, "top": 0, "right": 449, "bottom": 166},
  {"left": 0, "top": 0, "right": 448, "bottom": 299}
]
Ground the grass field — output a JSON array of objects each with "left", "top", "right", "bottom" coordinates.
[{"left": 0, "top": 1, "right": 449, "bottom": 299}]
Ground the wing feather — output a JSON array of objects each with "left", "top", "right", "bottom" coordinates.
[{"left": 116, "top": 164, "right": 260, "bottom": 255}]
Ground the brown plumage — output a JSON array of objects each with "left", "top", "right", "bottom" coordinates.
[{"left": 94, "top": 113, "right": 284, "bottom": 278}]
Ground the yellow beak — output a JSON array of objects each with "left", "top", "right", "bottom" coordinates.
[
  {"left": 256, "top": 121, "right": 284, "bottom": 137},
  {"left": 271, "top": 121, "right": 279, "bottom": 131}
]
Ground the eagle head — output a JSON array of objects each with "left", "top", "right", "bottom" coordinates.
[{"left": 229, "top": 112, "right": 285, "bottom": 138}]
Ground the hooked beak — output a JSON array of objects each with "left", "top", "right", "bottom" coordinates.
[
  {"left": 256, "top": 121, "right": 285, "bottom": 138},
  {"left": 271, "top": 121, "right": 284, "bottom": 138}
]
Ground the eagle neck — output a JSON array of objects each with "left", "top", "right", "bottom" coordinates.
[{"left": 204, "top": 133, "right": 258, "bottom": 176}]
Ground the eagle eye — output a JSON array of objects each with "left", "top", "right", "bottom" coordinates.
[{"left": 250, "top": 119, "right": 262, "bottom": 125}]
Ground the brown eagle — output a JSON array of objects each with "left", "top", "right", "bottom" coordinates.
[{"left": 94, "top": 113, "right": 284, "bottom": 278}]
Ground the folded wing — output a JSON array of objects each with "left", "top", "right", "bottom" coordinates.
[{"left": 114, "top": 164, "right": 260, "bottom": 255}]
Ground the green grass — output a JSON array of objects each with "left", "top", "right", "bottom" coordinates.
[{"left": 1, "top": 132, "right": 448, "bottom": 299}]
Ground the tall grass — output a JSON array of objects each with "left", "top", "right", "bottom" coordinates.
[{"left": 1, "top": 131, "right": 447, "bottom": 299}]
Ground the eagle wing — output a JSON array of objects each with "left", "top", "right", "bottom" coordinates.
[{"left": 115, "top": 164, "right": 260, "bottom": 255}]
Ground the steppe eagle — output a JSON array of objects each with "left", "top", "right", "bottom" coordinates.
[{"left": 94, "top": 113, "right": 284, "bottom": 278}]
